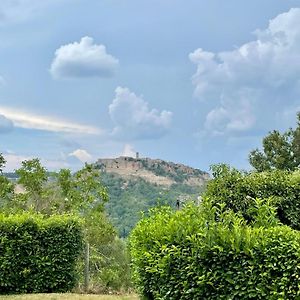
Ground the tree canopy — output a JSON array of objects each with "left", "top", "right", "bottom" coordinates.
[{"left": 249, "top": 112, "right": 300, "bottom": 171}]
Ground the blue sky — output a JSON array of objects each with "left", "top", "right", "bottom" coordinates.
[{"left": 0, "top": 0, "right": 300, "bottom": 171}]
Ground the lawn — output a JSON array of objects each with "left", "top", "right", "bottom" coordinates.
[{"left": 0, "top": 294, "right": 139, "bottom": 300}]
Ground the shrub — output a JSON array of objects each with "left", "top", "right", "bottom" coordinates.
[
  {"left": 86, "top": 237, "right": 132, "bottom": 293},
  {"left": 0, "top": 213, "right": 83, "bottom": 294},
  {"left": 76, "top": 210, "right": 132, "bottom": 293},
  {"left": 130, "top": 201, "right": 300, "bottom": 299},
  {"left": 205, "top": 165, "right": 300, "bottom": 229}
]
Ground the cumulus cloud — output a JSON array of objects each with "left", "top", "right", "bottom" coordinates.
[
  {"left": 0, "top": 114, "right": 13, "bottom": 133},
  {"left": 68, "top": 149, "right": 93, "bottom": 163},
  {"left": 0, "top": 106, "right": 102, "bottom": 135},
  {"left": 3, "top": 152, "right": 32, "bottom": 171},
  {"left": 3, "top": 151, "right": 71, "bottom": 172},
  {"left": 190, "top": 8, "right": 300, "bottom": 135},
  {"left": 109, "top": 87, "right": 173, "bottom": 139},
  {"left": 50, "top": 36, "right": 119, "bottom": 79}
]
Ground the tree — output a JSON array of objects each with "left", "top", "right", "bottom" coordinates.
[
  {"left": 0, "top": 153, "right": 6, "bottom": 174},
  {"left": 13, "top": 159, "right": 109, "bottom": 215},
  {"left": 3, "top": 157, "right": 130, "bottom": 291},
  {"left": 15, "top": 158, "right": 48, "bottom": 212},
  {"left": 56, "top": 163, "right": 109, "bottom": 214},
  {"left": 249, "top": 112, "right": 300, "bottom": 171},
  {"left": 16, "top": 158, "right": 47, "bottom": 194},
  {"left": 0, "top": 153, "right": 14, "bottom": 209}
]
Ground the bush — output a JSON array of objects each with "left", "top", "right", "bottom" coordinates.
[
  {"left": 86, "top": 237, "right": 132, "bottom": 293},
  {"left": 76, "top": 210, "right": 132, "bottom": 293},
  {"left": 0, "top": 213, "right": 83, "bottom": 294},
  {"left": 205, "top": 165, "right": 300, "bottom": 229},
  {"left": 130, "top": 202, "right": 300, "bottom": 299}
]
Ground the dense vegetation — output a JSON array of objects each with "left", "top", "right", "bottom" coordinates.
[
  {"left": 249, "top": 112, "right": 300, "bottom": 171},
  {"left": 130, "top": 112, "right": 300, "bottom": 299},
  {"left": 130, "top": 200, "right": 300, "bottom": 299},
  {"left": 102, "top": 172, "right": 204, "bottom": 236},
  {"left": 0, "top": 156, "right": 131, "bottom": 293},
  {"left": 2, "top": 111, "right": 300, "bottom": 297},
  {"left": 205, "top": 164, "right": 300, "bottom": 230},
  {"left": 0, "top": 213, "right": 83, "bottom": 294}
]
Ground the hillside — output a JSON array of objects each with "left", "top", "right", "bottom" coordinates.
[
  {"left": 95, "top": 156, "right": 209, "bottom": 236},
  {"left": 95, "top": 156, "right": 209, "bottom": 186},
  {"left": 4, "top": 156, "right": 209, "bottom": 237}
]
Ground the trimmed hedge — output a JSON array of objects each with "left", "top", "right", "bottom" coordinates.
[
  {"left": 205, "top": 166, "right": 300, "bottom": 229},
  {"left": 130, "top": 202, "right": 300, "bottom": 299},
  {"left": 0, "top": 213, "right": 83, "bottom": 294}
]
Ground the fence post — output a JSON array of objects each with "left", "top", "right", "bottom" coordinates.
[{"left": 84, "top": 242, "right": 90, "bottom": 292}]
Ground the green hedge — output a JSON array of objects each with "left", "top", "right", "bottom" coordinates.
[
  {"left": 0, "top": 213, "right": 83, "bottom": 294},
  {"left": 204, "top": 165, "right": 300, "bottom": 229},
  {"left": 130, "top": 202, "right": 300, "bottom": 299}
]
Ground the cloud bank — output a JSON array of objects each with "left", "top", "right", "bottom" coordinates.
[
  {"left": 0, "top": 114, "right": 13, "bottom": 133},
  {"left": 109, "top": 87, "right": 173, "bottom": 140},
  {"left": 50, "top": 36, "right": 119, "bottom": 79},
  {"left": 0, "top": 106, "right": 102, "bottom": 135},
  {"left": 190, "top": 8, "right": 300, "bottom": 136}
]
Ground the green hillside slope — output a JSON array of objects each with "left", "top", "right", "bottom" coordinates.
[{"left": 97, "top": 157, "right": 209, "bottom": 236}]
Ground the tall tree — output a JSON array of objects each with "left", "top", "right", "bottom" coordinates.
[
  {"left": 56, "top": 164, "right": 109, "bottom": 214},
  {"left": 0, "top": 153, "right": 6, "bottom": 174},
  {"left": 249, "top": 112, "right": 300, "bottom": 171},
  {"left": 0, "top": 153, "right": 14, "bottom": 208},
  {"left": 15, "top": 158, "right": 48, "bottom": 211}
]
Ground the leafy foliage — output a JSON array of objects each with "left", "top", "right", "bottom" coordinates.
[
  {"left": 78, "top": 209, "right": 132, "bottom": 292},
  {"left": 0, "top": 213, "right": 83, "bottom": 294},
  {"left": 1, "top": 157, "right": 131, "bottom": 293},
  {"left": 102, "top": 172, "right": 204, "bottom": 237},
  {"left": 205, "top": 164, "right": 300, "bottom": 229},
  {"left": 0, "top": 153, "right": 15, "bottom": 209},
  {"left": 0, "top": 153, "right": 6, "bottom": 174},
  {"left": 249, "top": 112, "right": 300, "bottom": 171},
  {"left": 130, "top": 201, "right": 300, "bottom": 299},
  {"left": 56, "top": 164, "right": 109, "bottom": 214},
  {"left": 9, "top": 161, "right": 109, "bottom": 215},
  {"left": 83, "top": 237, "right": 132, "bottom": 292},
  {"left": 16, "top": 159, "right": 48, "bottom": 196}
]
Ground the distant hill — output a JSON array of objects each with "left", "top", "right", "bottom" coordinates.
[
  {"left": 4, "top": 156, "right": 210, "bottom": 237},
  {"left": 95, "top": 156, "right": 209, "bottom": 236}
]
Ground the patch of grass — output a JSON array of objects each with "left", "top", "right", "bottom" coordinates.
[{"left": 0, "top": 294, "right": 139, "bottom": 300}]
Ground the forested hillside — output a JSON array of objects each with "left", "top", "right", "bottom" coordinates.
[
  {"left": 96, "top": 156, "right": 209, "bottom": 236},
  {"left": 102, "top": 172, "right": 206, "bottom": 236},
  {"left": 5, "top": 156, "right": 209, "bottom": 237}
]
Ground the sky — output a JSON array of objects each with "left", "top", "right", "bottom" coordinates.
[{"left": 0, "top": 0, "right": 300, "bottom": 172}]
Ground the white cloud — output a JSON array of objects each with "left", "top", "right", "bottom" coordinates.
[
  {"left": 109, "top": 87, "right": 173, "bottom": 139},
  {"left": 205, "top": 100, "right": 255, "bottom": 136},
  {"left": 68, "top": 149, "right": 93, "bottom": 163},
  {"left": 0, "top": 106, "right": 103, "bottom": 135},
  {"left": 190, "top": 8, "right": 300, "bottom": 135},
  {"left": 121, "top": 144, "right": 136, "bottom": 158},
  {"left": 0, "top": 114, "right": 13, "bottom": 133},
  {"left": 50, "top": 36, "right": 119, "bottom": 79},
  {"left": 3, "top": 152, "right": 32, "bottom": 171},
  {"left": 3, "top": 152, "right": 72, "bottom": 172}
]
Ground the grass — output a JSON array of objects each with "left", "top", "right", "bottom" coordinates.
[{"left": 0, "top": 294, "right": 139, "bottom": 300}]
